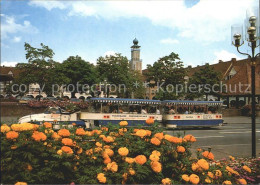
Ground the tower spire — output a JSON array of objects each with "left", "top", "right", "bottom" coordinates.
[{"left": 130, "top": 38, "right": 142, "bottom": 73}]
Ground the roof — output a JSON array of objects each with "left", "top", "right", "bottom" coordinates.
[
  {"left": 186, "top": 58, "right": 260, "bottom": 96},
  {"left": 0, "top": 66, "right": 23, "bottom": 78},
  {"left": 163, "top": 100, "right": 223, "bottom": 105},
  {"left": 90, "top": 98, "right": 161, "bottom": 104},
  {"left": 186, "top": 58, "right": 250, "bottom": 77}
]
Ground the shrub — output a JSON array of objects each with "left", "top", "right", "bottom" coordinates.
[{"left": 1, "top": 122, "right": 259, "bottom": 184}]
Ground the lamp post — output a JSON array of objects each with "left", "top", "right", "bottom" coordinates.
[{"left": 232, "top": 11, "right": 260, "bottom": 158}]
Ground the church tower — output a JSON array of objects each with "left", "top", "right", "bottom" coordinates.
[{"left": 130, "top": 38, "right": 142, "bottom": 73}]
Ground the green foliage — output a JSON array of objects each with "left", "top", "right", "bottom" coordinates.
[
  {"left": 16, "top": 43, "right": 69, "bottom": 96},
  {"left": 146, "top": 52, "right": 186, "bottom": 100},
  {"left": 187, "top": 63, "right": 221, "bottom": 100},
  {"left": 97, "top": 53, "right": 145, "bottom": 98},
  {"left": 60, "top": 55, "right": 98, "bottom": 97}
]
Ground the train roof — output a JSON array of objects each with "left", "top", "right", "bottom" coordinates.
[
  {"left": 89, "top": 98, "right": 161, "bottom": 105},
  {"left": 163, "top": 100, "right": 223, "bottom": 105},
  {"left": 89, "top": 98, "right": 222, "bottom": 105}
]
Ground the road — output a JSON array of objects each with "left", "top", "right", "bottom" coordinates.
[
  {"left": 164, "top": 123, "right": 260, "bottom": 160},
  {"left": 1, "top": 115, "right": 260, "bottom": 159}
]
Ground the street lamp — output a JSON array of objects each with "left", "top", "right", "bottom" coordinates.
[{"left": 231, "top": 10, "right": 260, "bottom": 158}]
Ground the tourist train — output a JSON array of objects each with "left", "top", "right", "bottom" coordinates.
[{"left": 18, "top": 98, "right": 223, "bottom": 129}]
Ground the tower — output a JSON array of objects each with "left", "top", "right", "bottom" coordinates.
[{"left": 130, "top": 38, "right": 142, "bottom": 73}]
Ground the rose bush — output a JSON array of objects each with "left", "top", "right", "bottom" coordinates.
[{"left": 1, "top": 122, "right": 259, "bottom": 184}]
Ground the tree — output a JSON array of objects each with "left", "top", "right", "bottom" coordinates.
[
  {"left": 96, "top": 53, "right": 144, "bottom": 98},
  {"left": 145, "top": 52, "right": 186, "bottom": 100},
  {"left": 16, "top": 43, "right": 68, "bottom": 96},
  {"left": 60, "top": 56, "right": 97, "bottom": 98},
  {"left": 187, "top": 63, "right": 221, "bottom": 100}
]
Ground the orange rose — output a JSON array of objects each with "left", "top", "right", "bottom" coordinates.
[
  {"left": 52, "top": 132, "right": 61, "bottom": 140},
  {"left": 154, "top": 132, "right": 164, "bottom": 140},
  {"left": 151, "top": 161, "right": 162, "bottom": 173},
  {"left": 151, "top": 137, "right": 161, "bottom": 146},
  {"left": 146, "top": 118, "right": 154, "bottom": 125},
  {"left": 58, "top": 129, "right": 70, "bottom": 137},
  {"left": 135, "top": 155, "right": 147, "bottom": 165},
  {"left": 197, "top": 159, "right": 209, "bottom": 170},
  {"left": 202, "top": 151, "right": 214, "bottom": 160},
  {"left": 6, "top": 131, "right": 19, "bottom": 140},
  {"left": 237, "top": 179, "right": 247, "bottom": 185},
  {"left": 242, "top": 165, "right": 251, "bottom": 173},
  {"left": 184, "top": 134, "right": 196, "bottom": 142},
  {"left": 76, "top": 128, "right": 86, "bottom": 136},
  {"left": 43, "top": 122, "right": 52, "bottom": 128},
  {"left": 177, "top": 146, "right": 185, "bottom": 153},
  {"left": 32, "top": 131, "right": 47, "bottom": 142},
  {"left": 61, "top": 146, "right": 73, "bottom": 154},
  {"left": 61, "top": 138, "right": 74, "bottom": 146}
]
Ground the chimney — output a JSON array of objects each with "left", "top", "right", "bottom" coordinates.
[
  {"left": 188, "top": 65, "right": 192, "bottom": 69},
  {"left": 231, "top": 58, "right": 236, "bottom": 63},
  {"left": 219, "top": 60, "right": 223, "bottom": 63}
]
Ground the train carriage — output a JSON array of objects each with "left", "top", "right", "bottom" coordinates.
[
  {"left": 162, "top": 100, "right": 223, "bottom": 128},
  {"left": 80, "top": 98, "right": 162, "bottom": 128}
]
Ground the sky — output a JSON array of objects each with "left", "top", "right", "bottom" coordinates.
[{"left": 1, "top": 0, "right": 259, "bottom": 69}]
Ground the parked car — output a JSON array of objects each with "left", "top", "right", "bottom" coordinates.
[
  {"left": 70, "top": 98, "right": 81, "bottom": 103},
  {"left": 19, "top": 97, "right": 34, "bottom": 104},
  {"left": 43, "top": 97, "right": 57, "bottom": 102}
]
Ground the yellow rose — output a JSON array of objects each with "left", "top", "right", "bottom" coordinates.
[
  {"left": 189, "top": 174, "right": 200, "bottom": 184},
  {"left": 162, "top": 178, "right": 171, "bottom": 185},
  {"left": 119, "top": 121, "right": 128, "bottom": 126},
  {"left": 57, "top": 150, "right": 63, "bottom": 155},
  {"left": 125, "top": 157, "right": 135, "bottom": 164},
  {"left": 97, "top": 173, "right": 106, "bottom": 183},
  {"left": 223, "top": 181, "right": 232, "bottom": 185},
  {"left": 182, "top": 174, "right": 190, "bottom": 182},
  {"left": 242, "top": 165, "right": 251, "bottom": 173},
  {"left": 1, "top": 125, "right": 11, "bottom": 133},
  {"left": 118, "top": 147, "right": 129, "bottom": 156},
  {"left": 107, "top": 162, "right": 118, "bottom": 173},
  {"left": 129, "top": 168, "right": 135, "bottom": 175}
]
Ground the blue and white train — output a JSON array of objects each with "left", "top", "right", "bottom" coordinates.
[
  {"left": 18, "top": 98, "right": 223, "bottom": 129},
  {"left": 162, "top": 100, "right": 223, "bottom": 128}
]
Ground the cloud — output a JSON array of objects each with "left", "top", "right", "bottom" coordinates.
[
  {"left": 68, "top": 2, "right": 96, "bottom": 17},
  {"left": 12, "top": 36, "right": 21, "bottom": 43},
  {"left": 28, "top": 1, "right": 66, "bottom": 11},
  {"left": 212, "top": 50, "right": 242, "bottom": 64},
  {"left": 104, "top": 51, "right": 116, "bottom": 57},
  {"left": 1, "top": 61, "right": 19, "bottom": 67},
  {"left": 27, "top": 0, "right": 257, "bottom": 43},
  {"left": 1, "top": 14, "right": 38, "bottom": 40},
  {"left": 160, "top": 38, "right": 179, "bottom": 44}
]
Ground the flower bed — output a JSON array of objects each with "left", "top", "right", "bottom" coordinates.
[{"left": 1, "top": 122, "right": 259, "bottom": 184}]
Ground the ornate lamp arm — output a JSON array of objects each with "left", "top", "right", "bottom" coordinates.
[
  {"left": 255, "top": 52, "right": 260, "bottom": 58},
  {"left": 236, "top": 47, "right": 251, "bottom": 59}
]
